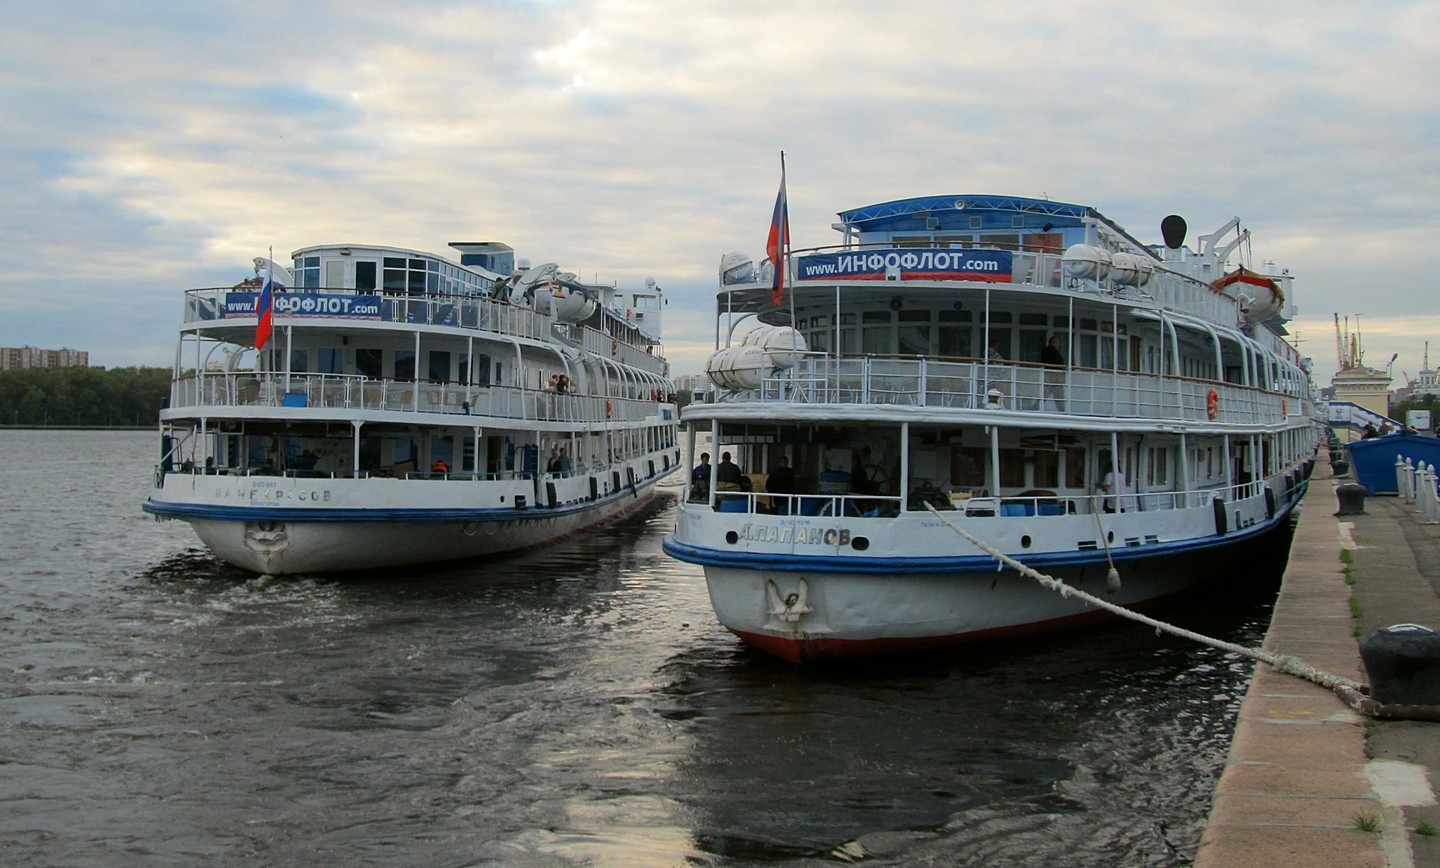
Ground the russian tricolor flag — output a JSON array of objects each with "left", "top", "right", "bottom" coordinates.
[
  {"left": 255, "top": 258, "right": 281, "bottom": 350},
  {"left": 766, "top": 159, "right": 789, "bottom": 307}
]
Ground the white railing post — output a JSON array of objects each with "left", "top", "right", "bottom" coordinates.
[
  {"left": 1415, "top": 461, "right": 1427, "bottom": 514},
  {"left": 1405, "top": 457, "right": 1416, "bottom": 503},
  {"left": 1428, "top": 465, "right": 1440, "bottom": 524},
  {"left": 1399, "top": 455, "right": 1412, "bottom": 502},
  {"left": 1423, "top": 463, "right": 1439, "bottom": 523}
]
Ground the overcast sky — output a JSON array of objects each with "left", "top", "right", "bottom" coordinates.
[{"left": 2, "top": 1, "right": 1437, "bottom": 384}]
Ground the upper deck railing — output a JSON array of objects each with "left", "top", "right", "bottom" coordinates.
[
  {"left": 181, "top": 286, "right": 665, "bottom": 373},
  {"left": 719, "top": 355, "right": 1310, "bottom": 427},
  {"left": 770, "top": 242, "right": 1240, "bottom": 328},
  {"left": 167, "top": 371, "right": 675, "bottom": 426}
]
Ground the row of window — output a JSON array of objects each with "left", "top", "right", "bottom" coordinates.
[
  {"left": 284, "top": 347, "right": 498, "bottom": 385},
  {"left": 291, "top": 255, "right": 496, "bottom": 298},
  {"left": 801, "top": 310, "right": 1129, "bottom": 369}
]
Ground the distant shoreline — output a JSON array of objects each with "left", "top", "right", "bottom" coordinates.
[{"left": 0, "top": 425, "right": 152, "bottom": 431}]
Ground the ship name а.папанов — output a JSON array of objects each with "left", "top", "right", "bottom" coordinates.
[{"left": 738, "top": 522, "right": 853, "bottom": 546}]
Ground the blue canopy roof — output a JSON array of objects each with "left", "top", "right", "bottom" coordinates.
[{"left": 835, "top": 195, "right": 1092, "bottom": 234}]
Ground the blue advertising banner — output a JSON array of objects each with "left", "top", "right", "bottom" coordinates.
[
  {"left": 795, "top": 248, "right": 1012, "bottom": 283},
  {"left": 223, "top": 293, "right": 383, "bottom": 320}
]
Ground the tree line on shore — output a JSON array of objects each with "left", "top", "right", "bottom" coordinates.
[{"left": 0, "top": 366, "right": 171, "bottom": 427}]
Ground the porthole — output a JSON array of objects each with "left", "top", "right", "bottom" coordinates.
[
  {"left": 851, "top": 536, "right": 870, "bottom": 551},
  {"left": 726, "top": 531, "right": 739, "bottom": 544},
  {"left": 1021, "top": 535, "right": 1032, "bottom": 549}
]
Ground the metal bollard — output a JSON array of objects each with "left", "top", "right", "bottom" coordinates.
[
  {"left": 1425, "top": 465, "right": 1440, "bottom": 524},
  {"left": 1361, "top": 624, "right": 1440, "bottom": 705},
  {"left": 1398, "top": 455, "right": 1412, "bottom": 502},
  {"left": 1335, "top": 482, "right": 1367, "bottom": 516}
]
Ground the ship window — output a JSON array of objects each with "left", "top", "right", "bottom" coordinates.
[
  {"left": 999, "top": 449, "right": 1026, "bottom": 487},
  {"left": 1064, "top": 447, "right": 1086, "bottom": 488},
  {"left": 356, "top": 348, "right": 382, "bottom": 378},
  {"left": 394, "top": 350, "right": 416, "bottom": 381},
  {"left": 1148, "top": 448, "right": 1169, "bottom": 485},
  {"left": 1019, "top": 312, "right": 1047, "bottom": 325},
  {"left": 949, "top": 447, "right": 986, "bottom": 488},
  {"left": 1032, "top": 450, "right": 1059, "bottom": 488},
  {"left": 937, "top": 323, "right": 971, "bottom": 358},
  {"left": 862, "top": 312, "right": 890, "bottom": 354},
  {"left": 898, "top": 327, "right": 930, "bottom": 357},
  {"left": 471, "top": 353, "right": 492, "bottom": 385},
  {"left": 987, "top": 330, "right": 1012, "bottom": 360},
  {"left": 383, "top": 267, "right": 406, "bottom": 293},
  {"left": 355, "top": 261, "right": 377, "bottom": 291},
  {"left": 294, "top": 256, "right": 320, "bottom": 288},
  {"left": 289, "top": 349, "right": 308, "bottom": 373},
  {"left": 429, "top": 351, "right": 450, "bottom": 383},
  {"left": 898, "top": 310, "right": 930, "bottom": 356},
  {"left": 318, "top": 348, "right": 344, "bottom": 374},
  {"left": 1018, "top": 329, "right": 1047, "bottom": 363}
]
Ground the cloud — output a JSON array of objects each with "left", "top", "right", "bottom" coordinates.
[{"left": 0, "top": 0, "right": 1436, "bottom": 386}]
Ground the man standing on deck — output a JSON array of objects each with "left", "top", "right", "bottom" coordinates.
[{"left": 1042, "top": 336, "right": 1067, "bottom": 411}]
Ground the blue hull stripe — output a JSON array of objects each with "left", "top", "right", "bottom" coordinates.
[
  {"left": 144, "top": 494, "right": 646, "bottom": 524},
  {"left": 662, "top": 498, "right": 1299, "bottom": 575}
]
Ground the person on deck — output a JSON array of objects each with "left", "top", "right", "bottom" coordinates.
[
  {"left": 766, "top": 456, "right": 795, "bottom": 495},
  {"left": 691, "top": 451, "right": 712, "bottom": 495},
  {"left": 715, "top": 452, "right": 743, "bottom": 489},
  {"left": 1041, "top": 336, "right": 1067, "bottom": 410}
]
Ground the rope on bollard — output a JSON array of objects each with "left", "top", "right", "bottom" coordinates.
[{"left": 923, "top": 504, "right": 1388, "bottom": 717}]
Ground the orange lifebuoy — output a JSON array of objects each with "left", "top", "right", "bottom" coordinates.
[
  {"left": 605, "top": 399, "right": 612, "bottom": 416},
  {"left": 611, "top": 338, "right": 619, "bottom": 355},
  {"left": 1206, "top": 388, "right": 1219, "bottom": 420},
  {"left": 1281, "top": 398, "right": 1287, "bottom": 416}
]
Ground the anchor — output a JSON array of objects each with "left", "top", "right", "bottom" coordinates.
[{"left": 765, "top": 578, "right": 813, "bottom": 623}]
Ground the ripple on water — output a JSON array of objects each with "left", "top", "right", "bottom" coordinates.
[{"left": 0, "top": 430, "right": 1287, "bottom": 866}]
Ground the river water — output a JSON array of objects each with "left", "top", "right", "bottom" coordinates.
[{"left": 0, "top": 429, "right": 1291, "bottom": 866}]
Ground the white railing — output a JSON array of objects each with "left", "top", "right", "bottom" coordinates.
[
  {"left": 168, "top": 371, "right": 675, "bottom": 425},
  {"left": 690, "top": 478, "right": 1273, "bottom": 520},
  {"left": 749, "top": 356, "right": 1305, "bottom": 426},
  {"left": 182, "top": 287, "right": 666, "bottom": 377},
  {"left": 781, "top": 242, "right": 1239, "bottom": 326}
]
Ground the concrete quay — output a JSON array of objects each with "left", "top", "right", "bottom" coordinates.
[{"left": 1195, "top": 479, "right": 1440, "bottom": 867}]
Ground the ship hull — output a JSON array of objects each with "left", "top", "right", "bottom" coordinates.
[
  {"left": 177, "top": 489, "right": 657, "bottom": 575},
  {"left": 679, "top": 504, "right": 1297, "bottom": 664}
]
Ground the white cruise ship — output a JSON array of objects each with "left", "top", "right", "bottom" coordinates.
[
  {"left": 145, "top": 242, "right": 678, "bottom": 574},
  {"left": 663, "top": 195, "right": 1319, "bottom": 662}
]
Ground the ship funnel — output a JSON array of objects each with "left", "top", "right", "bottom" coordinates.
[{"left": 1161, "top": 215, "right": 1187, "bottom": 250}]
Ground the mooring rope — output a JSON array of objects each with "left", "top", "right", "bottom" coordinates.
[{"left": 923, "top": 504, "right": 1389, "bottom": 717}]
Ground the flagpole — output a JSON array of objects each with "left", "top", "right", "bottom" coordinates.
[{"left": 780, "top": 152, "right": 797, "bottom": 401}]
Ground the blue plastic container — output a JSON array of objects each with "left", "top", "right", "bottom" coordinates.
[{"left": 1346, "top": 431, "right": 1440, "bottom": 495}]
